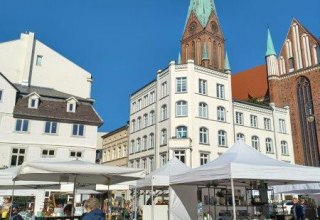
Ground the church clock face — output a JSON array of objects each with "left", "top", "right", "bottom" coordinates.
[{"left": 189, "top": 22, "right": 197, "bottom": 33}]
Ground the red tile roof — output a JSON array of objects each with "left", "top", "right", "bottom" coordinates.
[{"left": 232, "top": 65, "right": 269, "bottom": 101}]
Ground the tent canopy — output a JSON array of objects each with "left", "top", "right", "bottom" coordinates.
[
  {"left": 136, "top": 158, "right": 191, "bottom": 189},
  {"left": 14, "top": 159, "right": 145, "bottom": 185},
  {"left": 171, "top": 141, "right": 320, "bottom": 186},
  {"left": 272, "top": 183, "right": 320, "bottom": 194}
]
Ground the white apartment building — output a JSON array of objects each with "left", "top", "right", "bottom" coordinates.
[
  {"left": 128, "top": 60, "right": 294, "bottom": 171},
  {"left": 0, "top": 32, "right": 103, "bottom": 168}
]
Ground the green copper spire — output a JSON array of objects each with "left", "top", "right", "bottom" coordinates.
[
  {"left": 266, "top": 28, "right": 277, "bottom": 56},
  {"left": 224, "top": 52, "right": 231, "bottom": 72},
  {"left": 178, "top": 52, "right": 181, "bottom": 64},
  {"left": 186, "top": 0, "right": 217, "bottom": 28},
  {"left": 202, "top": 43, "right": 209, "bottom": 60}
]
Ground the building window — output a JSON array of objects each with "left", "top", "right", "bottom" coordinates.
[
  {"left": 288, "top": 57, "right": 295, "bottom": 72},
  {"left": 72, "top": 124, "right": 84, "bottom": 136},
  {"left": 199, "top": 102, "right": 208, "bottom": 118},
  {"left": 266, "top": 138, "right": 273, "bottom": 153},
  {"left": 137, "top": 99, "right": 142, "bottom": 110},
  {"left": 217, "top": 106, "right": 226, "bottom": 122},
  {"left": 161, "top": 105, "right": 168, "bottom": 120},
  {"left": 264, "top": 118, "right": 271, "bottom": 130},
  {"left": 199, "top": 127, "right": 209, "bottom": 144},
  {"left": 176, "top": 126, "right": 188, "bottom": 139},
  {"left": 137, "top": 117, "right": 142, "bottom": 130},
  {"left": 218, "top": 130, "right": 227, "bottom": 146},
  {"left": 148, "top": 157, "right": 154, "bottom": 173},
  {"left": 44, "top": 121, "right": 57, "bottom": 134},
  {"left": 136, "top": 138, "right": 141, "bottom": 152},
  {"left": 131, "top": 119, "right": 136, "bottom": 133},
  {"left": 15, "top": 119, "right": 29, "bottom": 132},
  {"left": 161, "top": 129, "right": 167, "bottom": 145},
  {"left": 174, "top": 150, "right": 186, "bottom": 163},
  {"left": 161, "top": 82, "right": 168, "bottom": 97},
  {"left": 150, "top": 91, "right": 155, "bottom": 103},
  {"left": 216, "top": 84, "right": 225, "bottom": 99},
  {"left": 70, "top": 151, "right": 82, "bottom": 158},
  {"left": 150, "top": 111, "right": 155, "bottom": 124},
  {"left": 279, "top": 119, "right": 286, "bottom": 133},
  {"left": 36, "top": 55, "right": 43, "bottom": 66},
  {"left": 176, "top": 101, "right": 188, "bottom": 117},
  {"left": 176, "top": 77, "right": 187, "bottom": 93},
  {"left": 281, "top": 141, "right": 289, "bottom": 155},
  {"left": 236, "top": 133, "right": 245, "bottom": 142},
  {"left": 143, "top": 114, "right": 148, "bottom": 128},
  {"left": 251, "top": 136, "right": 260, "bottom": 150},
  {"left": 142, "top": 136, "right": 147, "bottom": 151},
  {"left": 42, "top": 149, "right": 55, "bottom": 158},
  {"left": 160, "top": 154, "right": 167, "bottom": 166},
  {"left": 143, "top": 95, "right": 149, "bottom": 107},
  {"left": 149, "top": 133, "right": 155, "bottom": 149},
  {"left": 11, "top": 148, "right": 25, "bottom": 166},
  {"left": 250, "top": 115, "right": 258, "bottom": 128},
  {"left": 130, "top": 140, "right": 135, "bottom": 154},
  {"left": 118, "top": 147, "right": 122, "bottom": 158},
  {"left": 235, "top": 112, "right": 243, "bottom": 125},
  {"left": 200, "top": 153, "right": 209, "bottom": 165},
  {"left": 28, "top": 97, "right": 39, "bottom": 109},
  {"left": 132, "top": 102, "right": 136, "bottom": 113},
  {"left": 199, "top": 79, "right": 207, "bottom": 95}
]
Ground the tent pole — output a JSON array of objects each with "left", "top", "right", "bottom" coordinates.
[
  {"left": 107, "top": 177, "right": 111, "bottom": 217},
  {"left": 72, "top": 174, "right": 77, "bottom": 216},
  {"left": 134, "top": 186, "right": 138, "bottom": 220},
  {"left": 9, "top": 180, "right": 16, "bottom": 219},
  {"left": 151, "top": 183, "right": 154, "bottom": 220},
  {"left": 231, "top": 178, "right": 236, "bottom": 220}
]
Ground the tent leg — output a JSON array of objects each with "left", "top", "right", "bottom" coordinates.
[
  {"left": 9, "top": 181, "right": 16, "bottom": 219},
  {"left": 107, "top": 178, "right": 111, "bottom": 218},
  {"left": 231, "top": 178, "right": 236, "bottom": 220},
  {"left": 151, "top": 184, "right": 154, "bottom": 220},
  {"left": 134, "top": 186, "right": 138, "bottom": 220},
  {"left": 72, "top": 174, "right": 77, "bottom": 215}
]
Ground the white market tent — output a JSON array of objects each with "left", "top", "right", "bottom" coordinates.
[
  {"left": 272, "top": 183, "right": 320, "bottom": 194},
  {"left": 169, "top": 141, "right": 320, "bottom": 220}
]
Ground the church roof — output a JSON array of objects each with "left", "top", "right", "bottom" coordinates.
[
  {"left": 232, "top": 65, "right": 268, "bottom": 101},
  {"left": 186, "top": 0, "right": 217, "bottom": 28},
  {"left": 224, "top": 52, "right": 231, "bottom": 71},
  {"left": 266, "top": 29, "right": 277, "bottom": 56}
]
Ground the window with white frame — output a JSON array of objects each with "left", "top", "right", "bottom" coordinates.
[
  {"left": 160, "top": 153, "right": 167, "bottom": 167},
  {"left": 199, "top": 127, "right": 209, "bottom": 144},
  {"left": 266, "top": 138, "right": 273, "bottom": 153},
  {"left": 199, "top": 79, "right": 207, "bottom": 95},
  {"left": 131, "top": 119, "right": 136, "bottom": 133},
  {"left": 264, "top": 118, "right": 271, "bottom": 130},
  {"left": 176, "top": 77, "right": 187, "bottom": 93},
  {"left": 11, "top": 148, "right": 25, "bottom": 166},
  {"left": 235, "top": 112, "right": 243, "bottom": 125},
  {"left": 161, "top": 105, "right": 167, "bottom": 120},
  {"left": 143, "top": 95, "right": 149, "bottom": 107},
  {"left": 36, "top": 55, "right": 43, "bottom": 66},
  {"left": 0, "top": 90, "right": 3, "bottom": 102},
  {"left": 281, "top": 141, "right": 289, "bottom": 155},
  {"left": 143, "top": 114, "right": 148, "bottom": 128},
  {"left": 137, "top": 99, "right": 142, "bottom": 110},
  {"left": 217, "top": 106, "right": 226, "bottom": 122},
  {"left": 200, "top": 153, "right": 209, "bottom": 165},
  {"left": 142, "top": 136, "right": 147, "bottom": 151},
  {"left": 136, "top": 138, "right": 141, "bottom": 152},
  {"left": 150, "top": 91, "right": 155, "bottom": 103},
  {"left": 218, "top": 130, "right": 227, "bottom": 146},
  {"left": 250, "top": 115, "right": 258, "bottom": 128},
  {"left": 174, "top": 150, "right": 186, "bottom": 163},
  {"left": 28, "top": 96, "right": 39, "bottom": 109},
  {"left": 132, "top": 102, "right": 136, "bottom": 113},
  {"left": 150, "top": 111, "right": 155, "bottom": 124},
  {"left": 251, "top": 136, "right": 260, "bottom": 150},
  {"left": 199, "top": 102, "right": 208, "bottom": 118},
  {"left": 161, "top": 82, "right": 168, "bottom": 97},
  {"left": 72, "top": 124, "right": 84, "bottom": 136},
  {"left": 216, "top": 84, "right": 225, "bottom": 99},
  {"left": 44, "top": 121, "right": 57, "bottom": 134},
  {"left": 161, "top": 129, "right": 167, "bottom": 145},
  {"left": 70, "top": 151, "right": 82, "bottom": 158},
  {"left": 137, "top": 117, "right": 142, "bottom": 130},
  {"left": 176, "top": 101, "right": 188, "bottom": 117},
  {"left": 176, "top": 126, "right": 188, "bottom": 139},
  {"left": 279, "top": 119, "right": 286, "bottom": 133},
  {"left": 236, "top": 133, "right": 245, "bottom": 142},
  {"left": 130, "top": 140, "right": 134, "bottom": 154},
  {"left": 42, "top": 149, "right": 55, "bottom": 158},
  {"left": 15, "top": 119, "right": 29, "bottom": 132},
  {"left": 149, "top": 133, "right": 155, "bottom": 149}
]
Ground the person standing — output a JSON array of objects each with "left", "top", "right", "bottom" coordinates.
[
  {"left": 291, "top": 198, "right": 304, "bottom": 220},
  {"left": 9, "top": 205, "right": 23, "bottom": 220},
  {"left": 82, "top": 198, "right": 105, "bottom": 220}
]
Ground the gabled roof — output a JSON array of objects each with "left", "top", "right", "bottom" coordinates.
[
  {"left": 26, "top": 92, "right": 40, "bottom": 98},
  {"left": 231, "top": 65, "right": 268, "bottom": 101}
]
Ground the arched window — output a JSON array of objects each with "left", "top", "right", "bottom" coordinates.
[
  {"left": 150, "top": 111, "right": 155, "bottom": 125},
  {"left": 251, "top": 136, "right": 259, "bottom": 150},
  {"left": 176, "top": 126, "right": 188, "bottom": 139},
  {"left": 131, "top": 119, "right": 136, "bottom": 133},
  {"left": 217, "top": 106, "right": 226, "bottom": 122},
  {"left": 137, "top": 117, "right": 141, "bottom": 130},
  {"left": 199, "top": 102, "right": 208, "bottom": 118},
  {"left": 149, "top": 133, "right": 155, "bottom": 149},
  {"left": 176, "top": 101, "right": 188, "bottom": 117},
  {"left": 143, "top": 114, "right": 148, "bottom": 128},
  {"left": 236, "top": 133, "right": 245, "bottom": 142},
  {"left": 281, "top": 141, "right": 289, "bottom": 155},
  {"left": 161, "top": 129, "right": 167, "bottom": 145},
  {"left": 199, "top": 127, "right": 209, "bottom": 144},
  {"left": 161, "top": 105, "right": 168, "bottom": 120},
  {"left": 136, "top": 138, "right": 141, "bottom": 152},
  {"left": 218, "top": 130, "right": 227, "bottom": 146},
  {"left": 130, "top": 140, "right": 134, "bottom": 154},
  {"left": 265, "top": 138, "right": 273, "bottom": 153},
  {"left": 142, "top": 136, "right": 147, "bottom": 151}
]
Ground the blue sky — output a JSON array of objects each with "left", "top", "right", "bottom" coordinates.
[{"left": 1, "top": 0, "right": 319, "bottom": 132}]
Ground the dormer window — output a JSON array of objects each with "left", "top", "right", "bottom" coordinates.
[
  {"left": 27, "top": 92, "right": 40, "bottom": 109},
  {"left": 66, "top": 97, "right": 78, "bottom": 113}
]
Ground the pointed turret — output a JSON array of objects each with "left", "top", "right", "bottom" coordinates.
[
  {"left": 266, "top": 28, "right": 277, "bottom": 57},
  {"left": 177, "top": 52, "right": 182, "bottom": 64},
  {"left": 224, "top": 52, "right": 231, "bottom": 74},
  {"left": 185, "top": 0, "right": 217, "bottom": 28},
  {"left": 265, "top": 28, "right": 279, "bottom": 77}
]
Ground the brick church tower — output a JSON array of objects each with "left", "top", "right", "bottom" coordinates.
[
  {"left": 181, "top": 0, "right": 226, "bottom": 71},
  {"left": 266, "top": 19, "right": 320, "bottom": 166}
]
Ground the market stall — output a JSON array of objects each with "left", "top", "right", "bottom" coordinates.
[{"left": 170, "top": 141, "right": 320, "bottom": 220}]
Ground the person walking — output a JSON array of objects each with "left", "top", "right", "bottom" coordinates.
[{"left": 81, "top": 198, "right": 105, "bottom": 220}]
